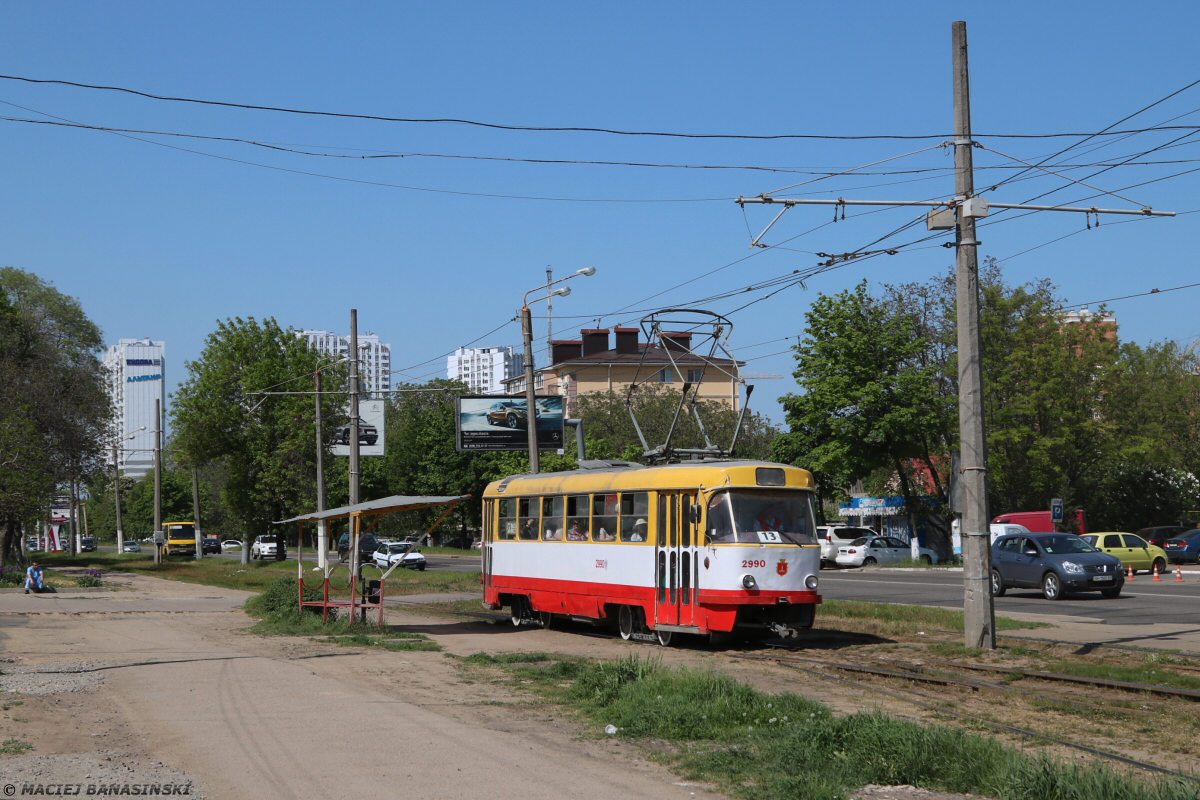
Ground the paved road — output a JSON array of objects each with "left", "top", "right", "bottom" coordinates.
[
  {"left": 94, "top": 545, "right": 481, "bottom": 572},
  {"left": 820, "top": 567, "right": 1200, "bottom": 626}
]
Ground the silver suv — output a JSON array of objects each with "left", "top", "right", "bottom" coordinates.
[{"left": 818, "top": 525, "right": 877, "bottom": 568}]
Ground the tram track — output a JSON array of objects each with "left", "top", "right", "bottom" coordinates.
[
  {"left": 733, "top": 653, "right": 1192, "bottom": 779},
  {"left": 408, "top": 602, "right": 1200, "bottom": 776}
]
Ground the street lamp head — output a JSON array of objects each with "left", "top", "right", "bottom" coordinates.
[
  {"left": 576, "top": 266, "right": 597, "bottom": 277},
  {"left": 552, "top": 286, "right": 572, "bottom": 298}
]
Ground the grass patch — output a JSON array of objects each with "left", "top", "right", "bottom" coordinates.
[
  {"left": 34, "top": 552, "right": 481, "bottom": 596},
  {"left": 926, "top": 642, "right": 985, "bottom": 658},
  {"left": 489, "top": 653, "right": 1199, "bottom": 800},
  {"left": 0, "top": 738, "right": 32, "bottom": 755},
  {"left": 315, "top": 632, "right": 441, "bottom": 652},
  {"left": 1042, "top": 659, "right": 1200, "bottom": 692},
  {"left": 818, "top": 599, "right": 1048, "bottom": 638}
]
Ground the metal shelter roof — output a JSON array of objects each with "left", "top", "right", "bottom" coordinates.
[{"left": 275, "top": 494, "right": 470, "bottom": 525}]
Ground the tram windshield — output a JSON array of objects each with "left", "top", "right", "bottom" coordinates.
[{"left": 708, "top": 489, "right": 817, "bottom": 545}]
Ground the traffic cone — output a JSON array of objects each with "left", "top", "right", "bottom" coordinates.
[
  {"left": 1176, "top": 566, "right": 1186, "bottom": 582},
  {"left": 1153, "top": 563, "right": 1163, "bottom": 581},
  {"left": 1127, "top": 564, "right": 1136, "bottom": 581}
]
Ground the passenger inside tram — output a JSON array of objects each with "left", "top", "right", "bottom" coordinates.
[
  {"left": 566, "top": 520, "right": 589, "bottom": 541},
  {"left": 629, "top": 518, "right": 647, "bottom": 542}
]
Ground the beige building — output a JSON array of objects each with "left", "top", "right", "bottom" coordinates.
[{"left": 503, "top": 327, "right": 743, "bottom": 414}]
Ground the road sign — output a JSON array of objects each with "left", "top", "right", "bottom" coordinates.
[{"left": 1050, "top": 499, "right": 1064, "bottom": 524}]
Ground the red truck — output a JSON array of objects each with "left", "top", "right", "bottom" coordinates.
[{"left": 991, "top": 509, "right": 1087, "bottom": 534}]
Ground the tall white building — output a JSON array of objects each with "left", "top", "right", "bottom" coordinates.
[
  {"left": 102, "top": 338, "right": 166, "bottom": 480},
  {"left": 299, "top": 330, "right": 392, "bottom": 398},
  {"left": 447, "top": 346, "right": 524, "bottom": 395}
]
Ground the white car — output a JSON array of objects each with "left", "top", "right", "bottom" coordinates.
[
  {"left": 817, "top": 525, "right": 876, "bottom": 568},
  {"left": 836, "top": 536, "right": 939, "bottom": 568},
  {"left": 121, "top": 540, "right": 141, "bottom": 553},
  {"left": 250, "top": 535, "right": 284, "bottom": 560},
  {"left": 221, "top": 540, "right": 243, "bottom": 552},
  {"left": 372, "top": 543, "right": 427, "bottom": 571}
]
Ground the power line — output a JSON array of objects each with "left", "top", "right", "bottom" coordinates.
[
  {"left": 9, "top": 73, "right": 1200, "bottom": 141},
  {"left": 1065, "top": 281, "right": 1200, "bottom": 310}
]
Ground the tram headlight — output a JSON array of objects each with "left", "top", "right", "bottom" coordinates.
[
  {"left": 742, "top": 574, "right": 758, "bottom": 590},
  {"left": 805, "top": 575, "right": 818, "bottom": 591}
]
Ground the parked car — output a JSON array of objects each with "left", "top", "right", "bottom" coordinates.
[
  {"left": 25, "top": 537, "right": 41, "bottom": 551},
  {"left": 1135, "top": 526, "right": 1188, "bottom": 550},
  {"left": 990, "top": 523, "right": 1031, "bottom": 543},
  {"left": 121, "top": 540, "right": 141, "bottom": 553},
  {"left": 485, "top": 401, "right": 533, "bottom": 429},
  {"left": 250, "top": 534, "right": 286, "bottom": 561},
  {"left": 221, "top": 539, "right": 243, "bottom": 552},
  {"left": 372, "top": 542, "right": 427, "bottom": 571},
  {"left": 202, "top": 537, "right": 222, "bottom": 555},
  {"left": 334, "top": 423, "right": 378, "bottom": 447},
  {"left": 992, "top": 510, "right": 1088, "bottom": 534},
  {"left": 78, "top": 536, "right": 97, "bottom": 552},
  {"left": 817, "top": 525, "right": 876, "bottom": 568},
  {"left": 1163, "top": 529, "right": 1200, "bottom": 563},
  {"left": 991, "top": 532, "right": 1123, "bottom": 600},
  {"left": 1079, "top": 532, "right": 1167, "bottom": 575},
  {"left": 835, "top": 536, "right": 939, "bottom": 568},
  {"left": 338, "top": 532, "right": 379, "bottom": 564}
]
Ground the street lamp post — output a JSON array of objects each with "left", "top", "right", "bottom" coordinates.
[{"left": 520, "top": 267, "right": 596, "bottom": 473}]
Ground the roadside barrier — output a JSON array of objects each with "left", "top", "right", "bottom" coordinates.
[
  {"left": 1176, "top": 566, "right": 1186, "bottom": 582},
  {"left": 1153, "top": 563, "right": 1163, "bottom": 581}
]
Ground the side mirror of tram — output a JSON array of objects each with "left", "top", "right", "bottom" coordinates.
[{"left": 688, "top": 504, "right": 702, "bottom": 524}]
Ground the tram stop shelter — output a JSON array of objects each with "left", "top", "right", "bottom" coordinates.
[{"left": 276, "top": 494, "right": 470, "bottom": 625}]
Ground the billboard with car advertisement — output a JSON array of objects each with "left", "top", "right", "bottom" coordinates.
[
  {"left": 332, "top": 399, "right": 386, "bottom": 457},
  {"left": 456, "top": 395, "right": 565, "bottom": 451}
]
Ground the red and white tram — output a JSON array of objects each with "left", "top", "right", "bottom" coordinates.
[{"left": 481, "top": 459, "right": 822, "bottom": 644}]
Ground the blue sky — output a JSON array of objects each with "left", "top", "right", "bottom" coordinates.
[{"left": 2, "top": 2, "right": 1198, "bottom": 426}]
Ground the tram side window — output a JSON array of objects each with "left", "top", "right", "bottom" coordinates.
[
  {"left": 593, "top": 494, "right": 618, "bottom": 541},
  {"left": 498, "top": 499, "right": 517, "bottom": 541},
  {"left": 566, "top": 495, "right": 590, "bottom": 541},
  {"left": 518, "top": 497, "right": 539, "bottom": 541},
  {"left": 542, "top": 496, "right": 564, "bottom": 541},
  {"left": 619, "top": 493, "right": 649, "bottom": 542}
]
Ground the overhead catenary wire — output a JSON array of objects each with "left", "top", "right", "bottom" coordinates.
[{"left": 10, "top": 73, "right": 1200, "bottom": 141}]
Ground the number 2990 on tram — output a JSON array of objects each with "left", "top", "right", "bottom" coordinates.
[{"left": 481, "top": 459, "right": 821, "bottom": 645}]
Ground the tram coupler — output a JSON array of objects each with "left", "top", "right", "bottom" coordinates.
[{"left": 770, "top": 623, "right": 800, "bottom": 639}]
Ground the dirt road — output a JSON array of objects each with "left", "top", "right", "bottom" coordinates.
[{"left": 0, "top": 573, "right": 721, "bottom": 800}]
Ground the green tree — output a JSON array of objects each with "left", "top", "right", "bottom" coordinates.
[
  {"left": 774, "top": 282, "right": 951, "bottom": 552},
  {"left": 171, "top": 318, "right": 343, "bottom": 541},
  {"left": 0, "top": 268, "right": 110, "bottom": 564}
]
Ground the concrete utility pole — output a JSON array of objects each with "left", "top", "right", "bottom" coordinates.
[
  {"left": 521, "top": 305, "right": 540, "bottom": 474},
  {"left": 70, "top": 479, "right": 79, "bottom": 555},
  {"left": 953, "top": 20, "right": 996, "bottom": 650},
  {"left": 349, "top": 309, "right": 361, "bottom": 579},
  {"left": 153, "top": 398, "right": 162, "bottom": 566},
  {"left": 112, "top": 444, "right": 124, "bottom": 554},
  {"left": 315, "top": 369, "right": 327, "bottom": 569},
  {"left": 191, "top": 468, "right": 203, "bottom": 560},
  {"left": 736, "top": 22, "right": 1175, "bottom": 652}
]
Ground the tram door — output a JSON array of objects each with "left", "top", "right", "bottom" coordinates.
[
  {"left": 655, "top": 492, "right": 698, "bottom": 628},
  {"left": 482, "top": 499, "right": 494, "bottom": 591}
]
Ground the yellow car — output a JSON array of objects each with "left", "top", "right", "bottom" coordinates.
[{"left": 1082, "top": 532, "right": 1168, "bottom": 575}]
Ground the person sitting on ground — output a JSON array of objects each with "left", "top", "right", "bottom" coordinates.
[{"left": 24, "top": 561, "right": 43, "bottom": 594}]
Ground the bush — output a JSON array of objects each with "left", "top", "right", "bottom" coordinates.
[
  {"left": 76, "top": 569, "right": 103, "bottom": 588},
  {"left": 0, "top": 566, "right": 24, "bottom": 587},
  {"left": 245, "top": 575, "right": 316, "bottom": 617}
]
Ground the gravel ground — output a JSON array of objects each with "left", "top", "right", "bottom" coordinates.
[
  {"left": 0, "top": 661, "right": 111, "bottom": 695},
  {"left": 853, "top": 785, "right": 995, "bottom": 800},
  {"left": 0, "top": 752, "right": 200, "bottom": 797}
]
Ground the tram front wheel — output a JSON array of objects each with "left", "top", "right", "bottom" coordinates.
[{"left": 618, "top": 605, "right": 635, "bottom": 640}]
